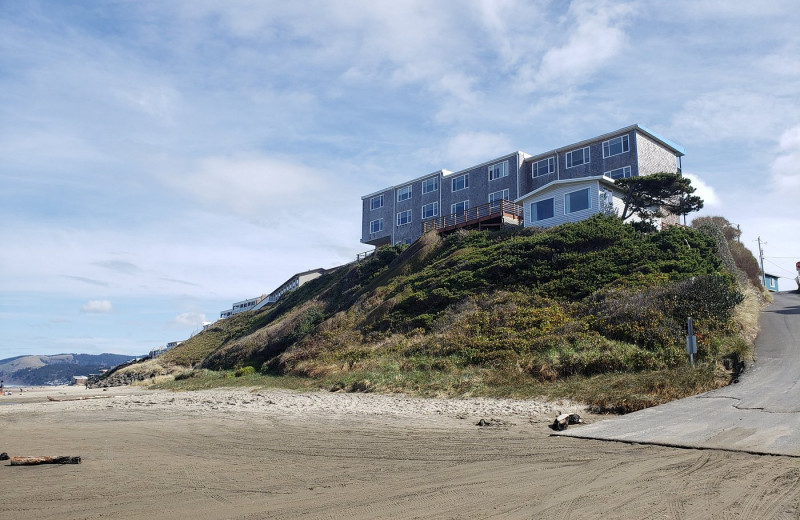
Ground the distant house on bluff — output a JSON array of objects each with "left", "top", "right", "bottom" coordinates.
[
  {"left": 220, "top": 268, "right": 326, "bottom": 319},
  {"left": 360, "top": 124, "right": 685, "bottom": 246}
]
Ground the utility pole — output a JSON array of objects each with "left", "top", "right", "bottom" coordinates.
[{"left": 757, "top": 236, "right": 766, "bottom": 287}]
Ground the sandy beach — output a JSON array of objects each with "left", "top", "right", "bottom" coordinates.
[{"left": 1, "top": 385, "right": 797, "bottom": 519}]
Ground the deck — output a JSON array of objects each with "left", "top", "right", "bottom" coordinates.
[{"left": 422, "top": 200, "right": 524, "bottom": 235}]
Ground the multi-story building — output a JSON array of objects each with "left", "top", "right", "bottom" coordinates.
[
  {"left": 252, "top": 268, "right": 327, "bottom": 310},
  {"left": 219, "top": 268, "right": 328, "bottom": 319},
  {"left": 360, "top": 124, "right": 684, "bottom": 247},
  {"left": 220, "top": 294, "right": 267, "bottom": 319}
]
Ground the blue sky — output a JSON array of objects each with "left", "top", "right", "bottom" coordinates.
[{"left": 1, "top": 1, "right": 798, "bottom": 357}]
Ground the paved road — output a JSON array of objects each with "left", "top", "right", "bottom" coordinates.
[{"left": 556, "top": 290, "right": 800, "bottom": 457}]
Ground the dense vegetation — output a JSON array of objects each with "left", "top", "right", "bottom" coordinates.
[{"left": 125, "top": 215, "right": 763, "bottom": 412}]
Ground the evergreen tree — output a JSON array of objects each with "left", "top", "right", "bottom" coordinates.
[{"left": 616, "top": 172, "right": 704, "bottom": 226}]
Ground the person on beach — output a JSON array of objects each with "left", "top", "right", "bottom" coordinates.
[{"left": 0, "top": 380, "right": 4, "bottom": 396}]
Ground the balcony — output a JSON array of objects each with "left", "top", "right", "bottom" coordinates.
[{"left": 422, "top": 200, "right": 524, "bottom": 235}]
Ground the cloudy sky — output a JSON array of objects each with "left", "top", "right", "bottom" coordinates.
[{"left": 1, "top": 1, "right": 798, "bottom": 357}]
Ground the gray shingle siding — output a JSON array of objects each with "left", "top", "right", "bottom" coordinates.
[
  {"left": 635, "top": 132, "right": 680, "bottom": 175},
  {"left": 362, "top": 188, "right": 393, "bottom": 246}
]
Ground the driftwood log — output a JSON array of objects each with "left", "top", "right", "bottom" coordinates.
[
  {"left": 9, "top": 456, "right": 81, "bottom": 466},
  {"left": 47, "top": 395, "right": 111, "bottom": 402}
]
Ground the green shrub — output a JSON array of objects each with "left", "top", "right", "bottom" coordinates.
[{"left": 234, "top": 366, "right": 256, "bottom": 377}]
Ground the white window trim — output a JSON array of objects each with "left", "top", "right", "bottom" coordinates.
[
  {"left": 451, "top": 200, "right": 469, "bottom": 214},
  {"left": 566, "top": 146, "right": 590, "bottom": 169},
  {"left": 564, "top": 188, "right": 590, "bottom": 214},
  {"left": 602, "top": 135, "right": 630, "bottom": 158},
  {"left": 488, "top": 161, "right": 509, "bottom": 181},
  {"left": 531, "top": 198, "right": 555, "bottom": 222},
  {"left": 605, "top": 165, "right": 632, "bottom": 179},
  {"left": 370, "top": 194, "right": 384, "bottom": 210},
  {"left": 421, "top": 202, "right": 438, "bottom": 220},
  {"left": 396, "top": 209, "right": 412, "bottom": 226},
  {"left": 452, "top": 174, "right": 469, "bottom": 192},
  {"left": 421, "top": 176, "right": 439, "bottom": 194},
  {"left": 397, "top": 185, "right": 412, "bottom": 202},
  {"left": 488, "top": 189, "right": 509, "bottom": 203},
  {"left": 533, "top": 157, "right": 555, "bottom": 177},
  {"left": 369, "top": 218, "right": 384, "bottom": 234}
]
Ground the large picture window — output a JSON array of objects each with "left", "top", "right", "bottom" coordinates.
[
  {"left": 566, "top": 147, "right": 590, "bottom": 168},
  {"left": 397, "top": 185, "right": 412, "bottom": 202},
  {"left": 602, "top": 135, "right": 629, "bottom": 158},
  {"left": 396, "top": 210, "right": 412, "bottom": 226},
  {"left": 533, "top": 157, "right": 555, "bottom": 177},
  {"left": 452, "top": 174, "right": 469, "bottom": 191},
  {"left": 370, "top": 194, "right": 384, "bottom": 210},
  {"left": 531, "top": 198, "right": 554, "bottom": 221},
  {"left": 565, "top": 188, "right": 590, "bottom": 214},
  {"left": 369, "top": 219, "right": 384, "bottom": 233}
]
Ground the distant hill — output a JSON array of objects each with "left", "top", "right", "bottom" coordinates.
[{"left": 0, "top": 353, "right": 138, "bottom": 386}]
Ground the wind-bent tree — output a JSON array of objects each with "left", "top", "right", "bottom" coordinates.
[{"left": 616, "top": 172, "right": 704, "bottom": 226}]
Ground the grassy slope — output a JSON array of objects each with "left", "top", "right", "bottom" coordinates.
[{"left": 146, "top": 215, "right": 760, "bottom": 412}]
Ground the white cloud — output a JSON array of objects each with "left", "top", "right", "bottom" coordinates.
[
  {"left": 517, "top": 0, "right": 635, "bottom": 93},
  {"left": 173, "top": 312, "right": 206, "bottom": 327},
  {"left": 684, "top": 173, "right": 720, "bottom": 208},
  {"left": 80, "top": 300, "right": 113, "bottom": 314},
  {"left": 670, "top": 91, "right": 788, "bottom": 145},
  {"left": 438, "top": 132, "right": 514, "bottom": 169},
  {"left": 167, "top": 154, "right": 330, "bottom": 219},
  {"left": 770, "top": 124, "right": 800, "bottom": 197}
]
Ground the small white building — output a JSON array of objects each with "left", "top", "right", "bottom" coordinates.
[
  {"left": 220, "top": 294, "right": 267, "bottom": 319},
  {"left": 253, "top": 268, "right": 326, "bottom": 310},
  {"left": 218, "top": 269, "right": 327, "bottom": 319},
  {"left": 515, "top": 176, "right": 623, "bottom": 228}
]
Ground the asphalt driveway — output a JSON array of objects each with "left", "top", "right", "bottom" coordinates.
[{"left": 556, "top": 291, "right": 800, "bottom": 457}]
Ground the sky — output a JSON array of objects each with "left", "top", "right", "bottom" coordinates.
[{"left": 1, "top": 0, "right": 798, "bottom": 358}]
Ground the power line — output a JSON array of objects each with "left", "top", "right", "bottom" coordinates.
[{"left": 764, "top": 259, "right": 798, "bottom": 278}]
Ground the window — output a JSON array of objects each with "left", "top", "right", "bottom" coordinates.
[
  {"left": 422, "top": 176, "right": 439, "bottom": 194},
  {"left": 369, "top": 218, "right": 383, "bottom": 234},
  {"left": 603, "top": 135, "right": 629, "bottom": 158},
  {"left": 488, "top": 161, "right": 508, "bottom": 181},
  {"left": 488, "top": 189, "right": 509, "bottom": 203},
  {"left": 396, "top": 210, "right": 411, "bottom": 226},
  {"left": 531, "top": 198, "right": 554, "bottom": 222},
  {"left": 370, "top": 194, "right": 384, "bottom": 210},
  {"left": 566, "top": 146, "right": 590, "bottom": 168},
  {"left": 451, "top": 200, "right": 469, "bottom": 214},
  {"left": 421, "top": 202, "right": 438, "bottom": 219},
  {"left": 397, "top": 185, "right": 412, "bottom": 202},
  {"left": 605, "top": 166, "right": 632, "bottom": 179},
  {"left": 452, "top": 173, "right": 469, "bottom": 191},
  {"left": 533, "top": 157, "right": 555, "bottom": 177},
  {"left": 565, "top": 188, "right": 590, "bottom": 214}
]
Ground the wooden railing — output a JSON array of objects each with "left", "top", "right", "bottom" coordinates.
[{"left": 422, "top": 200, "right": 524, "bottom": 233}]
